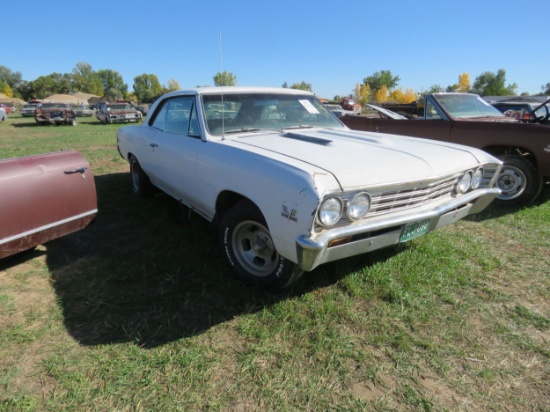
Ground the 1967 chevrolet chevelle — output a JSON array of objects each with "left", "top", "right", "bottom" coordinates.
[{"left": 117, "top": 87, "right": 502, "bottom": 290}]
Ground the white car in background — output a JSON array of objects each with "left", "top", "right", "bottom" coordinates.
[{"left": 116, "top": 87, "right": 502, "bottom": 290}]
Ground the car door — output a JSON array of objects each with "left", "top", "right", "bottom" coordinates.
[
  {"left": 145, "top": 95, "right": 203, "bottom": 208},
  {"left": 0, "top": 151, "right": 97, "bottom": 259}
]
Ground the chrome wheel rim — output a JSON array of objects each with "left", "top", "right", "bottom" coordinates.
[
  {"left": 232, "top": 220, "right": 278, "bottom": 278},
  {"left": 496, "top": 166, "right": 527, "bottom": 200}
]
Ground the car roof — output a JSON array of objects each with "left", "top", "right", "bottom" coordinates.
[{"left": 162, "top": 86, "right": 314, "bottom": 98}]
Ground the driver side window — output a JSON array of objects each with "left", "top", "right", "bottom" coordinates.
[{"left": 151, "top": 96, "right": 194, "bottom": 135}]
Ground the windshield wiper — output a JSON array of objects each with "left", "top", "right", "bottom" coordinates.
[
  {"left": 223, "top": 128, "right": 261, "bottom": 134},
  {"left": 282, "top": 125, "right": 314, "bottom": 130}
]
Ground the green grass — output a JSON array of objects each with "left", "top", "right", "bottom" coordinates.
[{"left": 1, "top": 114, "right": 549, "bottom": 411}]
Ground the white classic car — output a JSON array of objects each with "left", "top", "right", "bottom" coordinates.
[{"left": 116, "top": 87, "right": 502, "bottom": 290}]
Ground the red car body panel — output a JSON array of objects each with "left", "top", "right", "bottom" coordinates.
[
  {"left": 0, "top": 151, "right": 97, "bottom": 259},
  {"left": 341, "top": 115, "right": 550, "bottom": 178}
]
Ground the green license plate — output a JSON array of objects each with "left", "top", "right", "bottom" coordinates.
[{"left": 400, "top": 219, "right": 431, "bottom": 242}]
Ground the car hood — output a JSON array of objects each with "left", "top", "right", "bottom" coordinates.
[{"left": 235, "top": 129, "right": 484, "bottom": 188}]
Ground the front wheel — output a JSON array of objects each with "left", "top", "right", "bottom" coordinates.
[
  {"left": 495, "top": 155, "right": 542, "bottom": 205},
  {"left": 219, "top": 200, "right": 303, "bottom": 291}
]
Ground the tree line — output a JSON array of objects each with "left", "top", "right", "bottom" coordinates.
[
  {"left": 2, "top": 63, "right": 549, "bottom": 105},
  {"left": 350, "top": 69, "right": 550, "bottom": 106},
  {"left": 0, "top": 62, "right": 180, "bottom": 104}
]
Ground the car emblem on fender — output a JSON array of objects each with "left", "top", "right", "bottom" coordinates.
[{"left": 281, "top": 205, "right": 298, "bottom": 222}]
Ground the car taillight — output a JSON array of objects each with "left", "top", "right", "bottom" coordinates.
[{"left": 522, "top": 112, "right": 533, "bottom": 119}]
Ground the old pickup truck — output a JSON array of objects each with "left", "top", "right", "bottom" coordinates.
[
  {"left": 116, "top": 87, "right": 502, "bottom": 290},
  {"left": 0, "top": 151, "right": 97, "bottom": 259},
  {"left": 341, "top": 92, "right": 550, "bottom": 205}
]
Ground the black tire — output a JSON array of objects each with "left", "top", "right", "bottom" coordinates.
[
  {"left": 495, "top": 155, "right": 542, "bottom": 205},
  {"left": 219, "top": 200, "right": 303, "bottom": 291},
  {"left": 129, "top": 155, "right": 153, "bottom": 196}
]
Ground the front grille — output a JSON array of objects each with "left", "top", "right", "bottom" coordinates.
[
  {"left": 369, "top": 175, "right": 458, "bottom": 216},
  {"left": 319, "top": 162, "right": 501, "bottom": 229}
]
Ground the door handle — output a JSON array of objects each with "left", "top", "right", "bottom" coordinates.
[
  {"left": 64, "top": 167, "right": 88, "bottom": 179},
  {"left": 64, "top": 167, "right": 88, "bottom": 174}
]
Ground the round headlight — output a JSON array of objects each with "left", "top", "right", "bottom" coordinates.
[
  {"left": 348, "top": 192, "right": 371, "bottom": 220},
  {"left": 458, "top": 172, "right": 472, "bottom": 194},
  {"left": 471, "top": 168, "right": 483, "bottom": 190},
  {"left": 318, "top": 197, "right": 343, "bottom": 226}
]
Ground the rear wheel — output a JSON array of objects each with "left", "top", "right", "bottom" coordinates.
[
  {"left": 495, "top": 155, "right": 542, "bottom": 205},
  {"left": 219, "top": 200, "right": 303, "bottom": 291},
  {"left": 130, "top": 156, "right": 153, "bottom": 196}
]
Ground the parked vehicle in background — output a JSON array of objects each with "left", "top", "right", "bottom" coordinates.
[
  {"left": 490, "top": 99, "right": 550, "bottom": 124},
  {"left": 117, "top": 86, "right": 502, "bottom": 290},
  {"left": 35, "top": 103, "right": 77, "bottom": 126},
  {"left": 96, "top": 102, "right": 142, "bottom": 124},
  {"left": 340, "top": 97, "right": 362, "bottom": 113},
  {"left": 0, "top": 107, "right": 7, "bottom": 123},
  {"left": 0, "top": 104, "right": 11, "bottom": 114},
  {"left": 323, "top": 103, "right": 358, "bottom": 117},
  {"left": 71, "top": 105, "right": 94, "bottom": 117},
  {"left": 20, "top": 104, "right": 38, "bottom": 117},
  {"left": 137, "top": 104, "right": 150, "bottom": 116},
  {"left": 341, "top": 92, "right": 550, "bottom": 205},
  {"left": 0, "top": 151, "right": 97, "bottom": 259}
]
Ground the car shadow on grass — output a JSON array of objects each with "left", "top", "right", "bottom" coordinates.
[{"left": 44, "top": 172, "right": 401, "bottom": 348}]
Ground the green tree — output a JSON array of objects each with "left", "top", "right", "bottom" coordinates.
[
  {"left": 0, "top": 66, "right": 23, "bottom": 91},
  {"left": 541, "top": 83, "right": 550, "bottom": 95},
  {"left": 133, "top": 74, "right": 163, "bottom": 103},
  {"left": 16, "top": 80, "right": 33, "bottom": 101},
  {"left": 72, "top": 62, "right": 103, "bottom": 95},
  {"left": 165, "top": 79, "right": 181, "bottom": 93},
  {"left": 97, "top": 69, "right": 128, "bottom": 99},
  {"left": 213, "top": 71, "right": 237, "bottom": 86},
  {"left": 290, "top": 81, "right": 312, "bottom": 92},
  {"left": 28, "top": 73, "right": 73, "bottom": 98},
  {"left": 363, "top": 70, "right": 400, "bottom": 93},
  {"left": 428, "top": 84, "right": 445, "bottom": 93},
  {"left": 471, "top": 69, "right": 517, "bottom": 96}
]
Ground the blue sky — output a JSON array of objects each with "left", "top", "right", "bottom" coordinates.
[{"left": 4, "top": 0, "right": 549, "bottom": 99}]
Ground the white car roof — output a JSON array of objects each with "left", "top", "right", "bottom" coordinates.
[{"left": 163, "top": 86, "right": 314, "bottom": 98}]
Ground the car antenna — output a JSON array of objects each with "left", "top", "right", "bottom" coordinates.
[{"left": 219, "top": 29, "right": 225, "bottom": 140}]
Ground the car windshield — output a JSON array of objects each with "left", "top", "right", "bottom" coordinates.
[
  {"left": 109, "top": 104, "right": 132, "bottom": 110},
  {"left": 202, "top": 93, "right": 344, "bottom": 135},
  {"left": 435, "top": 94, "right": 505, "bottom": 118},
  {"left": 41, "top": 104, "right": 68, "bottom": 109}
]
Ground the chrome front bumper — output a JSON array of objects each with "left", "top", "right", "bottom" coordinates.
[{"left": 296, "top": 188, "right": 501, "bottom": 272}]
